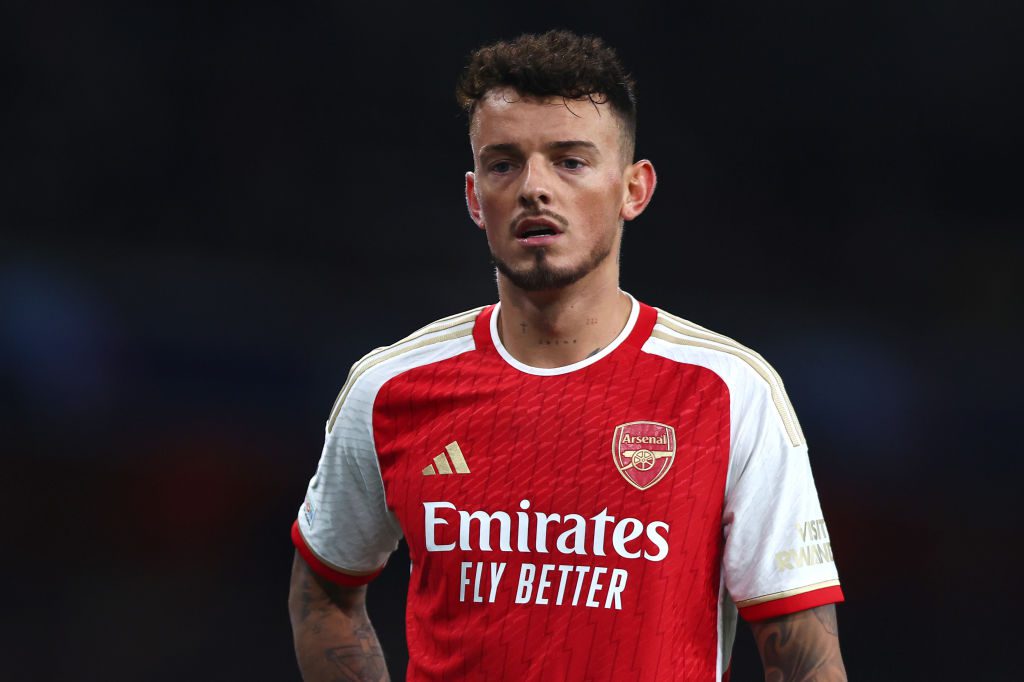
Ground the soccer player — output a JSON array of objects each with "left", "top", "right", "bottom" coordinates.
[{"left": 288, "top": 30, "right": 847, "bottom": 682}]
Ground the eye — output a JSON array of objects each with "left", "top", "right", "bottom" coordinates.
[
  {"left": 559, "top": 158, "right": 586, "bottom": 170},
  {"left": 489, "top": 161, "right": 514, "bottom": 174}
]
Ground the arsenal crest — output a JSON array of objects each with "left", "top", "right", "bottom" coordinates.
[{"left": 612, "top": 421, "right": 677, "bottom": 491}]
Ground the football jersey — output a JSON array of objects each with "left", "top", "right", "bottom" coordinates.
[{"left": 292, "top": 295, "right": 843, "bottom": 681}]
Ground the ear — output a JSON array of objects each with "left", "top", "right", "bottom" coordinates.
[
  {"left": 620, "top": 160, "right": 657, "bottom": 221},
  {"left": 465, "top": 172, "right": 485, "bottom": 229}
]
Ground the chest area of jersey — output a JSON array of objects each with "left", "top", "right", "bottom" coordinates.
[{"left": 373, "top": 351, "right": 730, "bottom": 545}]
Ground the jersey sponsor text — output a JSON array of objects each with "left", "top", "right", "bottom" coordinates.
[{"left": 425, "top": 498, "right": 669, "bottom": 610}]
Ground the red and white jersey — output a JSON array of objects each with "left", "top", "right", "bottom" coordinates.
[{"left": 292, "top": 296, "right": 843, "bottom": 681}]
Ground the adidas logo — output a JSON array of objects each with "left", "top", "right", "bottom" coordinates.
[{"left": 422, "top": 441, "right": 470, "bottom": 476}]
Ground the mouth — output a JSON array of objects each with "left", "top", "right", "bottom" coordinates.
[{"left": 514, "top": 217, "right": 564, "bottom": 244}]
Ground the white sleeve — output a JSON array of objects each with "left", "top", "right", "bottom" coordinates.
[
  {"left": 722, "top": 366, "right": 843, "bottom": 621},
  {"left": 292, "top": 373, "right": 403, "bottom": 584}
]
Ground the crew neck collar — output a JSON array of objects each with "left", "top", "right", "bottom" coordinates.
[{"left": 486, "top": 293, "right": 641, "bottom": 376}]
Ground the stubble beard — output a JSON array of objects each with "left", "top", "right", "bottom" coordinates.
[{"left": 490, "top": 235, "right": 616, "bottom": 292}]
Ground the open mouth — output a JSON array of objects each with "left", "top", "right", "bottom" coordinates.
[
  {"left": 514, "top": 217, "right": 564, "bottom": 240},
  {"left": 519, "top": 225, "right": 559, "bottom": 238}
]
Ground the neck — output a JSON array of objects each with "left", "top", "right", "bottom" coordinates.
[{"left": 495, "top": 271, "right": 632, "bottom": 369}]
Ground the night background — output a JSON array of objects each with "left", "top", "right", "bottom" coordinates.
[{"left": 3, "top": 1, "right": 1020, "bottom": 680}]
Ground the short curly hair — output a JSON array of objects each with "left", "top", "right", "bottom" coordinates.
[{"left": 456, "top": 30, "right": 638, "bottom": 159}]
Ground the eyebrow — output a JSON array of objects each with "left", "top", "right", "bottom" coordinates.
[
  {"left": 547, "top": 140, "right": 598, "bottom": 152},
  {"left": 478, "top": 140, "right": 600, "bottom": 156}
]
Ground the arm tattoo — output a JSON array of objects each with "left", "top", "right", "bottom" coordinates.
[
  {"left": 752, "top": 605, "right": 847, "bottom": 681},
  {"left": 315, "top": 581, "right": 388, "bottom": 681},
  {"left": 324, "top": 621, "right": 388, "bottom": 682},
  {"left": 289, "top": 554, "right": 390, "bottom": 681},
  {"left": 813, "top": 604, "right": 839, "bottom": 636},
  {"left": 296, "top": 569, "right": 319, "bottom": 621}
]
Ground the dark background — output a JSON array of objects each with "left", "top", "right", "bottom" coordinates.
[{"left": 3, "top": 1, "right": 1021, "bottom": 680}]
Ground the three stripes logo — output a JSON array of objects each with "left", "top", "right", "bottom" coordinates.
[{"left": 422, "top": 441, "right": 470, "bottom": 476}]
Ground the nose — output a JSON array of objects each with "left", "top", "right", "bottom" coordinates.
[{"left": 517, "top": 156, "right": 552, "bottom": 208}]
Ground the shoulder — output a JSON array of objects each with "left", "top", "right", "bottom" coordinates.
[
  {"left": 644, "top": 307, "right": 777, "bottom": 382},
  {"left": 643, "top": 306, "right": 805, "bottom": 447},
  {"left": 326, "top": 306, "right": 486, "bottom": 433}
]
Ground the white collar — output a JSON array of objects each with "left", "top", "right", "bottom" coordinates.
[{"left": 489, "top": 293, "right": 640, "bottom": 376}]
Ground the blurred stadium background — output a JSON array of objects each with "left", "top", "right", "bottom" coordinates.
[{"left": 2, "top": 2, "right": 1020, "bottom": 680}]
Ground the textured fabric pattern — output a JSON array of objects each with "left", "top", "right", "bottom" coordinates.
[
  {"left": 294, "top": 298, "right": 842, "bottom": 681},
  {"left": 296, "top": 320, "right": 477, "bottom": 576}
]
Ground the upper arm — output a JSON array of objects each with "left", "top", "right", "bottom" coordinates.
[
  {"left": 721, "top": 361, "right": 846, "bottom": 677},
  {"left": 749, "top": 604, "right": 847, "bottom": 682},
  {"left": 288, "top": 550, "right": 368, "bottom": 625},
  {"left": 293, "top": 374, "right": 403, "bottom": 583},
  {"left": 722, "top": 360, "right": 843, "bottom": 620},
  {"left": 288, "top": 552, "right": 391, "bottom": 682}
]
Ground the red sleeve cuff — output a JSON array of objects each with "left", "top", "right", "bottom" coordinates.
[
  {"left": 738, "top": 584, "right": 845, "bottom": 622},
  {"left": 291, "top": 520, "right": 385, "bottom": 586}
]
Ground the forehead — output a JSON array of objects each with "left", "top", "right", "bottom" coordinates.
[{"left": 469, "top": 88, "right": 622, "bottom": 153}]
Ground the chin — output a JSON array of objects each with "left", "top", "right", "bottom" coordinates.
[
  {"left": 492, "top": 238, "right": 615, "bottom": 292},
  {"left": 494, "top": 259, "right": 592, "bottom": 292}
]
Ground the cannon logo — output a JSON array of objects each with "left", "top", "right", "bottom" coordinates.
[{"left": 612, "top": 421, "right": 677, "bottom": 491}]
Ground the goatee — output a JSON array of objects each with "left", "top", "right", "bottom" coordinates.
[{"left": 491, "top": 241, "right": 614, "bottom": 292}]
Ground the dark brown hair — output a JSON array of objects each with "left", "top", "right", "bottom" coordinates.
[{"left": 456, "top": 30, "right": 637, "bottom": 157}]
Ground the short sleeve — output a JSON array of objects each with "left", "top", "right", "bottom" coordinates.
[
  {"left": 292, "top": 374, "right": 403, "bottom": 586},
  {"left": 722, "top": 368, "right": 843, "bottom": 621}
]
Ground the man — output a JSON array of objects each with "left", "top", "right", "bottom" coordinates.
[{"left": 288, "top": 30, "right": 847, "bottom": 682}]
